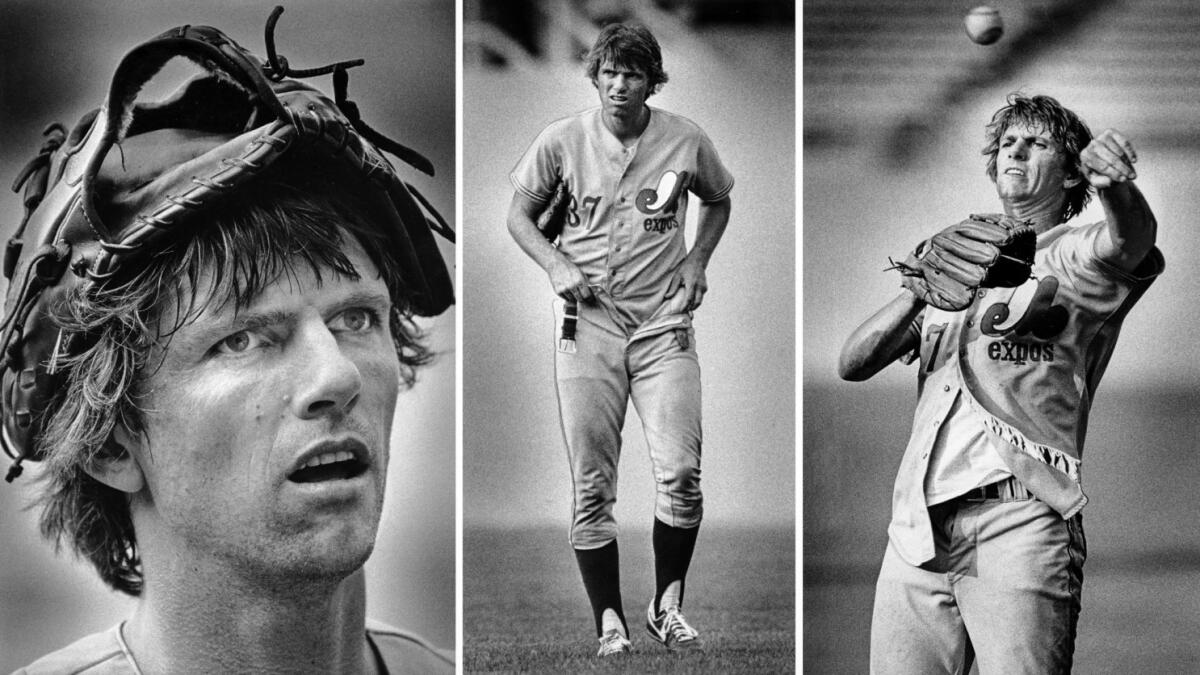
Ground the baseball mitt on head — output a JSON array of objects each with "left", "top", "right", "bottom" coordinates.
[
  {"left": 535, "top": 181, "right": 570, "bottom": 243},
  {"left": 890, "top": 213, "right": 1036, "bottom": 311},
  {"left": 0, "top": 6, "right": 455, "bottom": 480}
]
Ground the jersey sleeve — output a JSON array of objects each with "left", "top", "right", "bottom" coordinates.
[
  {"left": 1051, "top": 221, "right": 1164, "bottom": 292},
  {"left": 689, "top": 129, "right": 734, "bottom": 202},
  {"left": 509, "top": 124, "right": 562, "bottom": 203}
]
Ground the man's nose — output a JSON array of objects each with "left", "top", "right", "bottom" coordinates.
[{"left": 291, "top": 323, "right": 362, "bottom": 419}]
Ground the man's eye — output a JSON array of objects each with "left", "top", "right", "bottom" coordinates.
[
  {"left": 333, "top": 307, "right": 379, "bottom": 333},
  {"left": 216, "top": 330, "right": 262, "bottom": 354}
]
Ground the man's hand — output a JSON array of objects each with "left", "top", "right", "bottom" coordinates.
[
  {"left": 1081, "top": 128, "right": 1137, "bottom": 189},
  {"left": 1082, "top": 128, "right": 1156, "bottom": 272},
  {"left": 665, "top": 255, "right": 708, "bottom": 311},
  {"left": 509, "top": 190, "right": 595, "bottom": 303},
  {"left": 549, "top": 257, "right": 595, "bottom": 304}
]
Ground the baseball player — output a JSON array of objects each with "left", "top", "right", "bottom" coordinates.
[
  {"left": 5, "top": 9, "right": 453, "bottom": 674},
  {"left": 507, "top": 23, "right": 733, "bottom": 657},
  {"left": 840, "top": 94, "right": 1163, "bottom": 673}
]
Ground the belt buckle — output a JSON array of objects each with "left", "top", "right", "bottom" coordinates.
[{"left": 963, "top": 482, "right": 997, "bottom": 502}]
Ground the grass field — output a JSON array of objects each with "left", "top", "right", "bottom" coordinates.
[{"left": 464, "top": 524, "right": 795, "bottom": 673}]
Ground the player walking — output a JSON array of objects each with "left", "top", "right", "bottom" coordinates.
[
  {"left": 840, "top": 94, "right": 1163, "bottom": 673},
  {"left": 507, "top": 23, "right": 733, "bottom": 657}
]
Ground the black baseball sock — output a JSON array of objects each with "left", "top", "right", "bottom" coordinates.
[
  {"left": 653, "top": 519, "right": 700, "bottom": 613},
  {"left": 574, "top": 540, "right": 626, "bottom": 637}
]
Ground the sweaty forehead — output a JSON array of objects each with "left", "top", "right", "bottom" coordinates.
[
  {"left": 599, "top": 57, "right": 646, "bottom": 75},
  {"left": 1002, "top": 122, "right": 1059, "bottom": 146},
  {"left": 155, "top": 236, "right": 383, "bottom": 333}
]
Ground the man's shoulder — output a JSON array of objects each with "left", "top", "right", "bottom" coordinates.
[
  {"left": 1043, "top": 219, "right": 1164, "bottom": 280},
  {"left": 1042, "top": 219, "right": 1103, "bottom": 244},
  {"left": 648, "top": 107, "right": 710, "bottom": 137},
  {"left": 537, "top": 107, "right": 600, "bottom": 140},
  {"left": 13, "top": 625, "right": 135, "bottom": 675},
  {"left": 365, "top": 618, "right": 454, "bottom": 674}
]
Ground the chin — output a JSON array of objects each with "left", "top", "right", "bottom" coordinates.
[
  {"left": 259, "top": 535, "right": 377, "bottom": 592},
  {"left": 301, "top": 541, "right": 376, "bottom": 580},
  {"left": 247, "top": 513, "right": 382, "bottom": 586},
  {"left": 996, "top": 185, "right": 1026, "bottom": 203},
  {"left": 304, "top": 519, "right": 380, "bottom": 573}
]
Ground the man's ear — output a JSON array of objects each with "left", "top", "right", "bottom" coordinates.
[
  {"left": 1064, "top": 163, "right": 1085, "bottom": 189},
  {"left": 83, "top": 428, "right": 146, "bottom": 494}
]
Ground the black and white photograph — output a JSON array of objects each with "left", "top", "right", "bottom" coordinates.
[
  {"left": 805, "top": 1, "right": 1194, "bottom": 673},
  {"left": 0, "top": 2, "right": 455, "bottom": 672},
  {"left": 463, "top": 0, "right": 794, "bottom": 671}
]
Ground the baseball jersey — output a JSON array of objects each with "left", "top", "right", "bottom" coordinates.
[
  {"left": 922, "top": 390, "right": 1010, "bottom": 505},
  {"left": 510, "top": 106, "right": 733, "bottom": 329},
  {"left": 12, "top": 619, "right": 453, "bottom": 674},
  {"left": 888, "top": 220, "right": 1163, "bottom": 566}
]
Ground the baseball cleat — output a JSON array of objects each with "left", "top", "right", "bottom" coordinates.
[
  {"left": 645, "top": 601, "right": 703, "bottom": 652},
  {"left": 596, "top": 629, "right": 633, "bottom": 657}
]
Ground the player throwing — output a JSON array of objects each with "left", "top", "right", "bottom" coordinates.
[
  {"left": 507, "top": 23, "right": 733, "bottom": 657},
  {"left": 840, "top": 94, "right": 1163, "bottom": 673}
]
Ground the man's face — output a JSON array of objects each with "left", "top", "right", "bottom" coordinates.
[
  {"left": 595, "top": 58, "right": 651, "bottom": 120},
  {"left": 127, "top": 237, "right": 401, "bottom": 583},
  {"left": 994, "top": 122, "right": 1075, "bottom": 206}
]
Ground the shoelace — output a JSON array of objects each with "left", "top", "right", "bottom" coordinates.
[
  {"left": 598, "top": 631, "right": 629, "bottom": 654},
  {"left": 662, "top": 608, "right": 698, "bottom": 642}
]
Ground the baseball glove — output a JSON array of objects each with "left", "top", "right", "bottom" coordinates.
[
  {"left": 0, "top": 7, "right": 454, "bottom": 480},
  {"left": 889, "top": 213, "right": 1036, "bottom": 311},
  {"left": 535, "top": 181, "right": 570, "bottom": 243}
]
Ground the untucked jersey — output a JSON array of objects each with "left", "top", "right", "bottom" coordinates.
[
  {"left": 888, "top": 220, "right": 1163, "bottom": 566},
  {"left": 922, "top": 390, "right": 1009, "bottom": 505},
  {"left": 510, "top": 106, "right": 733, "bottom": 328},
  {"left": 13, "top": 619, "right": 453, "bottom": 674}
]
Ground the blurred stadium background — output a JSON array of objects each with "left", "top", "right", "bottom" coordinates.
[
  {"left": 0, "top": 1, "right": 454, "bottom": 670},
  {"left": 804, "top": 0, "right": 1200, "bottom": 672},
  {"left": 462, "top": 0, "right": 795, "bottom": 670}
]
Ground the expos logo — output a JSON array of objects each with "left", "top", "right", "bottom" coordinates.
[
  {"left": 636, "top": 170, "right": 690, "bottom": 233},
  {"left": 980, "top": 276, "right": 1068, "bottom": 364}
]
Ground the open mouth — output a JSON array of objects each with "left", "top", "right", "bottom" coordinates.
[{"left": 288, "top": 449, "right": 369, "bottom": 484}]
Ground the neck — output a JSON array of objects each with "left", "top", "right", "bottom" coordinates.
[
  {"left": 602, "top": 105, "right": 650, "bottom": 145},
  {"left": 1001, "top": 193, "right": 1067, "bottom": 235},
  {"left": 125, "top": 559, "right": 374, "bottom": 674}
]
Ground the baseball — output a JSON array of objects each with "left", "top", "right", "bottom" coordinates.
[{"left": 964, "top": 6, "right": 1003, "bottom": 45}]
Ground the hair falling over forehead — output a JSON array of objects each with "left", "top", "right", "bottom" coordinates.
[
  {"left": 584, "top": 23, "right": 669, "bottom": 93},
  {"left": 34, "top": 173, "right": 432, "bottom": 596},
  {"left": 149, "top": 188, "right": 363, "bottom": 335},
  {"left": 983, "top": 93, "right": 1095, "bottom": 223}
]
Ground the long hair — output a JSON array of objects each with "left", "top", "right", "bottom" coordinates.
[
  {"left": 583, "top": 23, "right": 668, "bottom": 94},
  {"left": 34, "top": 169, "right": 431, "bottom": 595},
  {"left": 983, "top": 93, "right": 1094, "bottom": 223}
]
